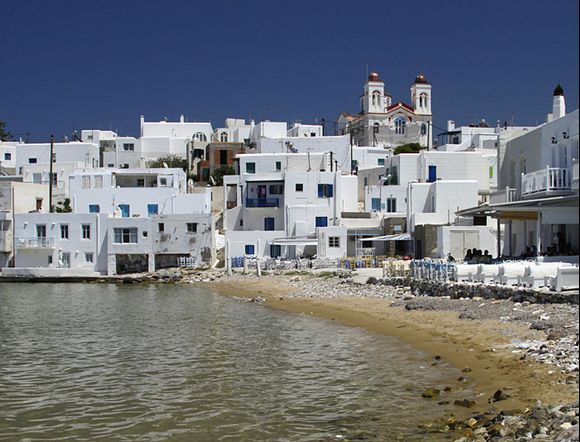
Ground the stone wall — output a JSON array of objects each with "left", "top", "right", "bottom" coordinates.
[{"left": 378, "top": 277, "right": 579, "bottom": 305}]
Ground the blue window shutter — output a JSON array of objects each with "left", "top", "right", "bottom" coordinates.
[
  {"left": 318, "top": 184, "right": 323, "bottom": 197},
  {"left": 327, "top": 185, "right": 333, "bottom": 197},
  {"left": 245, "top": 244, "right": 255, "bottom": 255}
]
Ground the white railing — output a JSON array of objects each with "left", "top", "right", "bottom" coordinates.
[
  {"left": 521, "top": 166, "right": 571, "bottom": 197},
  {"left": 356, "top": 247, "right": 376, "bottom": 257},
  {"left": 16, "top": 237, "right": 55, "bottom": 248},
  {"left": 490, "top": 187, "right": 517, "bottom": 204}
]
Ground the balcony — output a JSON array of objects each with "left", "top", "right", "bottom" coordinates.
[
  {"left": 521, "top": 167, "right": 572, "bottom": 198},
  {"left": 16, "top": 237, "right": 55, "bottom": 249},
  {"left": 245, "top": 198, "right": 280, "bottom": 208}
]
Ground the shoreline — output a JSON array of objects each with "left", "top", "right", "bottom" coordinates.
[{"left": 206, "top": 274, "right": 577, "bottom": 411}]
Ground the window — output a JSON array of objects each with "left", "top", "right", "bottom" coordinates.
[
  {"left": 329, "top": 236, "right": 340, "bottom": 248},
  {"left": 364, "top": 177, "right": 368, "bottom": 186},
  {"left": 377, "top": 158, "right": 385, "bottom": 166},
  {"left": 220, "top": 132, "right": 228, "bottom": 142},
  {"left": 421, "top": 123, "right": 427, "bottom": 135},
  {"left": 4, "top": 152, "right": 11, "bottom": 160},
  {"left": 427, "top": 165, "right": 437, "bottom": 183},
  {"left": 269, "top": 184, "right": 283, "bottom": 195},
  {"left": 245, "top": 244, "right": 255, "bottom": 255},
  {"left": 61, "top": 252, "right": 71, "bottom": 268},
  {"left": 275, "top": 161, "right": 281, "bottom": 171},
  {"left": 193, "top": 132, "right": 207, "bottom": 142},
  {"left": 82, "top": 224, "right": 91, "bottom": 240},
  {"left": 118, "top": 204, "right": 130, "bottom": 218},
  {"left": 51, "top": 173, "right": 58, "bottom": 186},
  {"left": 137, "top": 178, "right": 145, "bottom": 187},
  {"left": 295, "top": 183, "right": 304, "bottom": 192},
  {"left": 264, "top": 217, "right": 275, "bottom": 231},
  {"left": 147, "top": 204, "right": 159, "bottom": 216},
  {"left": 48, "top": 255, "right": 53, "bottom": 265},
  {"left": 246, "top": 162, "right": 256, "bottom": 174},
  {"left": 28, "top": 158, "right": 37, "bottom": 164},
  {"left": 114, "top": 228, "right": 138, "bottom": 244},
  {"left": 142, "top": 231, "right": 148, "bottom": 238},
  {"left": 310, "top": 132, "right": 317, "bottom": 137},
  {"left": 123, "top": 143, "right": 135, "bottom": 151},
  {"left": 386, "top": 198, "right": 397, "bottom": 213},
  {"left": 85, "top": 252, "right": 94, "bottom": 263},
  {"left": 82, "top": 176, "right": 91, "bottom": 189},
  {"left": 315, "top": 216, "right": 328, "bottom": 228},
  {"left": 219, "top": 149, "right": 228, "bottom": 165},
  {"left": 36, "top": 224, "right": 46, "bottom": 239},
  {"left": 121, "top": 164, "right": 129, "bottom": 169},
  {"left": 318, "top": 184, "right": 334, "bottom": 198},
  {"left": 489, "top": 166, "right": 494, "bottom": 179},
  {"left": 60, "top": 224, "right": 69, "bottom": 239},
  {"left": 186, "top": 223, "right": 198, "bottom": 233},
  {"left": 159, "top": 177, "right": 168, "bottom": 186},
  {"left": 158, "top": 223, "right": 165, "bottom": 232},
  {"left": 89, "top": 204, "right": 100, "bottom": 213},
  {"left": 240, "top": 219, "right": 243, "bottom": 227},
  {"left": 394, "top": 117, "right": 406, "bottom": 135},
  {"left": 35, "top": 198, "right": 43, "bottom": 211},
  {"left": 108, "top": 163, "right": 114, "bottom": 168},
  {"left": 371, "top": 198, "right": 381, "bottom": 211}
]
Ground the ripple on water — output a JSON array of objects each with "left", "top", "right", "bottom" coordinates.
[{"left": 0, "top": 283, "right": 473, "bottom": 441}]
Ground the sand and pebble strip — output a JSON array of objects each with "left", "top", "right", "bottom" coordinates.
[{"left": 122, "top": 267, "right": 579, "bottom": 441}]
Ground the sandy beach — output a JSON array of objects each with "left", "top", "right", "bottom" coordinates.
[{"left": 207, "top": 273, "right": 578, "bottom": 415}]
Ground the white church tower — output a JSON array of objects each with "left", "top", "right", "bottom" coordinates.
[
  {"left": 410, "top": 73, "right": 432, "bottom": 116},
  {"left": 552, "top": 84, "right": 566, "bottom": 120},
  {"left": 361, "top": 72, "right": 386, "bottom": 114}
]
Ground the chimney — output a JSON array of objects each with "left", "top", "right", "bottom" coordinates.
[{"left": 552, "top": 84, "right": 566, "bottom": 120}]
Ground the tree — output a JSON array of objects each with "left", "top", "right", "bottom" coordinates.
[
  {"left": 0, "top": 121, "right": 12, "bottom": 141},
  {"left": 147, "top": 155, "right": 188, "bottom": 170},
  {"left": 211, "top": 165, "right": 235, "bottom": 186},
  {"left": 393, "top": 143, "right": 426, "bottom": 155}
]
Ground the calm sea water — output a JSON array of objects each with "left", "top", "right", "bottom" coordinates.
[{"left": 0, "top": 283, "right": 470, "bottom": 441}]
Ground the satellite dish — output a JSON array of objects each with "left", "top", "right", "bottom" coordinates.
[{"left": 162, "top": 162, "right": 169, "bottom": 168}]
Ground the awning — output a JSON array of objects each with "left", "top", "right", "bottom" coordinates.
[
  {"left": 362, "top": 233, "right": 412, "bottom": 241},
  {"left": 271, "top": 236, "right": 318, "bottom": 246}
]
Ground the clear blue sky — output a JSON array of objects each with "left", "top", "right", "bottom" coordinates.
[{"left": 2, "top": 0, "right": 578, "bottom": 141}]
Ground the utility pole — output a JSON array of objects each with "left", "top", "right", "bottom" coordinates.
[{"left": 49, "top": 134, "right": 54, "bottom": 213}]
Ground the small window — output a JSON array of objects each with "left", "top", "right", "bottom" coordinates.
[
  {"left": 113, "top": 228, "right": 138, "bottom": 244},
  {"left": 489, "top": 166, "right": 494, "bottom": 178},
  {"left": 4, "top": 152, "right": 11, "bottom": 161},
  {"left": 315, "top": 217, "right": 328, "bottom": 228},
  {"left": 142, "top": 231, "right": 148, "bottom": 237},
  {"left": 60, "top": 224, "right": 69, "bottom": 239},
  {"left": 89, "top": 204, "right": 100, "bottom": 213},
  {"left": 28, "top": 158, "right": 37, "bottom": 164},
  {"left": 295, "top": 183, "right": 304, "bottom": 192},
  {"left": 275, "top": 161, "right": 281, "bottom": 171},
  {"left": 377, "top": 158, "right": 385, "bottom": 166},
  {"left": 159, "top": 178, "right": 167, "bottom": 186},
  {"left": 269, "top": 184, "right": 283, "bottom": 195},
  {"left": 158, "top": 223, "right": 165, "bottom": 232},
  {"left": 317, "top": 184, "right": 334, "bottom": 198},
  {"left": 137, "top": 178, "right": 145, "bottom": 187},
  {"left": 82, "top": 176, "right": 91, "bottom": 189},
  {"left": 48, "top": 255, "right": 53, "bottom": 265},
  {"left": 329, "top": 236, "right": 340, "bottom": 248},
  {"left": 246, "top": 162, "right": 256, "bottom": 174},
  {"left": 81, "top": 224, "right": 91, "bottom": 240},
  {"left": 85, "top": 252, "right": 94, "bottom": 263},
  {"left": 147, "top": 204, "right": 159, "bottom": 216},
  {"left": 310, "top": 132, "right": 317, "bottom": 137},
  {"left": 107, "top": 163, "right": 114, "bottom": 167},
  {"left": 245, "top": 244, "right": 255, "bottom": 255},
  {"left": 186, "top": 223, "right": 198, "bottom": 233},
  {"left": 386, "top": 198, "right": 397, "bottom": 213},
  {"left": 240, "top": 219, "right": 244, "bottom": 227},
  {"left": 123, "top": 143, "right": 135, "bottom": 151}
]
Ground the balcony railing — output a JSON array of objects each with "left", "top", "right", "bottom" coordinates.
[
  {"left": 245, "top": 198, "right": 279, "bottom": 208},
  {"left": 16, "top": 237, "right": 55, "bottom": 248},
  {"left": 490, "top": 187, "right": 517, "bottom": 204},
  {"left": 521, "top": 166, "right": 572, "bottom": 197}
]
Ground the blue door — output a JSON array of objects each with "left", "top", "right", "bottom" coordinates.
[
  {"left": 428, "top": 165, "right": 437, "bottom": 183},
  {"left": 264, "top": 217, "right": 275, "bottom": 231},
  {"left": 119, "top": 204, "right": 130, "bottom": 218},
  {"left": 371, "top": 198, "right": 381, "bottom": 211},
  {"left": 315, "top": 216, "right": 328, "bottom": 228}
]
